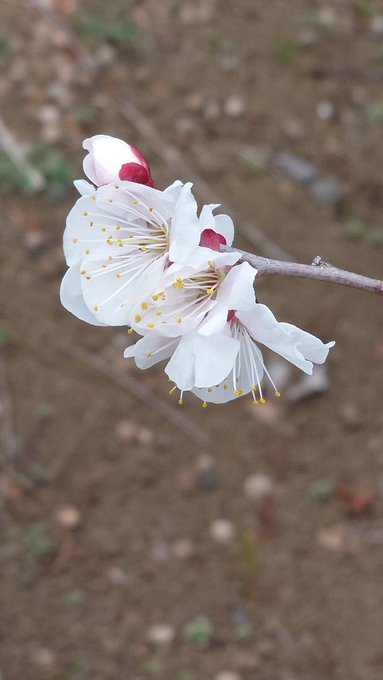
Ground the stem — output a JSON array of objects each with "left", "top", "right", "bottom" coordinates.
[{"left": 222, "top": 247, "right": 383, "bottom": 295}]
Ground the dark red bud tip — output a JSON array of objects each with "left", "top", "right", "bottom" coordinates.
[
  {"left": 199, "top": 228, "right": 227, "bottom": 251},
  {"left": 227, "top": 309, "right": 235, "bottom": 322},
  {"left": 119, "top": 162, "right": 156, "bottom": 187}
]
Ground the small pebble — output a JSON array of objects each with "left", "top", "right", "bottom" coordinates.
[
  {"left": 309, "top": 176, "right": 343, "bottom": 205},
  {"left": 31, "top": 647, "right": 57, "bottom": 670},
  {"left": 24, "top": 230, "right": 47, "bottom": 259},
  {"left": 210, "top": 519, "right": 236, "bottom": 544},
  {"left": 196, "top": 453, "right": 218, "bottom": 490},
  {"left": 316, "top": 100, "right": 335, "bottom": 121},
  {"left": 273, "top": 152, "right": 318, "bottom": 184},
  {"left": 147, "top": 623, "right": 175, "bottom": 646},
  {"left": 55, "top": 505, "right": 81, "bottom": 529},
  {"left": 224, "top": 95, "right": 246, "bottom": 118},
  {"left": 243, "top": 473, "right": 273, "bottom": 504},
  {"left": 214, "top": 672, "right": 242, "bottom": 680},
  {"left": 203, "top": 98, "right": 221, "bottom": 121},
  {"left": 107, "top": 566, "right": 128, "bottom": 585},
  {"left": 172, "top": 538, "right": 195, "bottom": 560},
  {"left": 370, "top": 15, "right": 383, "bottom": 34}
]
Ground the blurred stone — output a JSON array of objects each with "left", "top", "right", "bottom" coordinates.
[
  {"left": 309, "top": 176, "right": 343, "bottom": 205},
  {"left": 186, "top": 92, "right": 204, "bottom": 112},
  {"left": 214, "top": 672, "right": 242, "bottom": 680},
  {"left": 273, "top": 152, "right": 318, "bottom": 184},
  {"left": 257, "top": 638, "right": 276, "bottom": 657},
  {"left": 316, "top": 100, "right": 335, "bottom": 121},
  {"left": 243, "top": 473, "right": 273, "bottom": 505},
  {"left": 176, "top": 115, "right": 196, "bottom": 136},
  {"left": 210, "top": 519, "right": 236, "bottom": 544},
  {"left": 203, "top": 98, "right": 221, "bottom": 121},
  {"left": 285, "top": 365, "right": 330, "bottom": 403},
  {"left": 341, "top": 402, "right": 363, "bottom": 430},
  {"left": 196, "top": 453, "right": 218, "bottom": 490},
  {"left": 297, "top": 27, "right": 318, "bottom": 47},
  {"left": 234, "top": 650, "right": 260, "bottom": 670},
  {"left": 24, "top": 230, "right": 47, "bottom": 259},
  {"left": 172, "top": 538, "right": 195, "bottom": 560},
  {"left": 147, "top": 623, "right": 175, "bottom": 646},
  {"left": 136, "top": 427, "right": 154, "bottom": 446},
  {"left": 31, "top": 647, "right": 57, "bottom": 671},
  {"left": 317, "top": 524, "right": 361, "bottom": 553},
  {"left": 37, "top": 104, "right": 60, "bottom": 126},
  {"left": 95, "top": 44, "right": 115, "bottom": 66},
  {"left": 370, "top": 15, "right": 383, "bottom": 34},
  {"left": 55, "top": 505, "right": 81, "bottom": 529},
  {"left": 176, "top": 466, "right": 197, "bottom": 494},
  {"left": 283, "top": 118, "right": 307, "bottom": 141},
  {"left": 224, "top": 95, "right": 246, "bottom": 118},
  {"left": 107, "top": 566, "right": 128, "bottom": 585},
  {"left": 115, "top": 420, "right": 153, "bottom": 446}
]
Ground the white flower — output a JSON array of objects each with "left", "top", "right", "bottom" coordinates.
[
  {"left": 128, "top": 255, "right": 255, "bottom": 337},
  {"left": 60, "top": 180, "right": 203, "bottom": 326},
  {"left": 81, "top": 134, "right": 155, "bottom": 188},
  {"left": 191, "top": 304, "right": 335, "bottom": 405},
  {"left": 125, "top": 300, "right": 334, "bottom": 407}
]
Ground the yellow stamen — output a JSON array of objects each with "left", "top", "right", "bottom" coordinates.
[
  {"left": 141, "top": 302, "right": 148, "bottom": 310},
  {"left": 147, "top": 323, "right": 155, "bottom": 329},
  {"left": 72, "top": 238, "right": 78, "bottom": 244},
  {"left": 127, "top": 328, "right": 134, "bottom": 335},
  {"left": 202, "top": 401, "right": 208, "bottom": 408},
  {"left": 135, "top": 314, "right": 142, "bottom": 323},
  {"left": 275, "top": 391, "right": 281, "bottom": 398}
]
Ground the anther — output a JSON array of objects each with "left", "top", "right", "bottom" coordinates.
[
  {"left": 141, "top": 302, "right": 148, "bottom": 310},
  {"left": 127, "top": 328, "right": 134, "bottom": 335},
  {"left": 135, "top": 315, "right": 142, "bottom": 323},
  {"left": 202, "top": 401, "right": 208, "bottom": 408},
  {"left": 275, "top": 391, "right": 281, "bottom": 398},
  {"left": 147, "top": 323, "right": 155, "bottom": 329}
]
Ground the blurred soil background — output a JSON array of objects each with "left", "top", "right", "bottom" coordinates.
[{"left": 1, "top": 1, "right": 383, "bottom": 679}]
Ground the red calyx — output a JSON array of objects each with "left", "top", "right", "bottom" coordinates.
[
  {"left": 227, "top": 310, "right": 235, "bottom": 322},
  {"left": 119, "top": 162, "right": 156, "bottom": 188},
  {"left": 200, "top": 228, "right": 227, "bottom": 251}
]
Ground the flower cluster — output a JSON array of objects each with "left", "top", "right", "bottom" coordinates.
[{"left": 61, "top": 135, "right": 335, "bottom": 406}]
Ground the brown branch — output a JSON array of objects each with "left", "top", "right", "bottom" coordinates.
[{"left": 224, "top": 248, "right": 383, "bottom": 295}]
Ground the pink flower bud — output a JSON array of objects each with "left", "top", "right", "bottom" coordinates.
[{"left": 82, "top": 135, "right": 155, "bottom": 187}]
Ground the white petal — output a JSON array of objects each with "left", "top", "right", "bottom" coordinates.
[
  {"left": 194, "top": 334, "right": 240, "bottom": 388},
  {"left": 124, "top": 333, "right": 178, "bottom": 369},
  {"left": 163, "top": 180, "right": 184, "bottom": 201},
  {"left": 198, "top": 261, "right": 256, "bottom": 336},
  {"left": 217, "top": 261, "right": 257, "bottom": 311},
  {"left": 83, "top": 135, "right": 140, "bottom": 186},
  {"left": 82, "top": 254, "right": 167, "bottom": 327},
  {"left": 73, "top": 179, "right": 95, "bottom": 195},
  {"left": 168, "top": 182, "right": 201, "bottom": 263},
  {"left": 213, "top": 213, "right": 235, "bottom": 246},
  {"left": 199, "top": 204, "right": 220, "bottom": 229},
  {"left": 238, "top": 304, "right": 334, "bottom": 374},
  {"left": 165, "top": 334, "right": 196, "bottom": 390},
  {"left": 197, "top": 304, "right": 228, "bottom": 336},
  {"left": 60, "top": 263, "right": 106, "bottom": 326}
]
